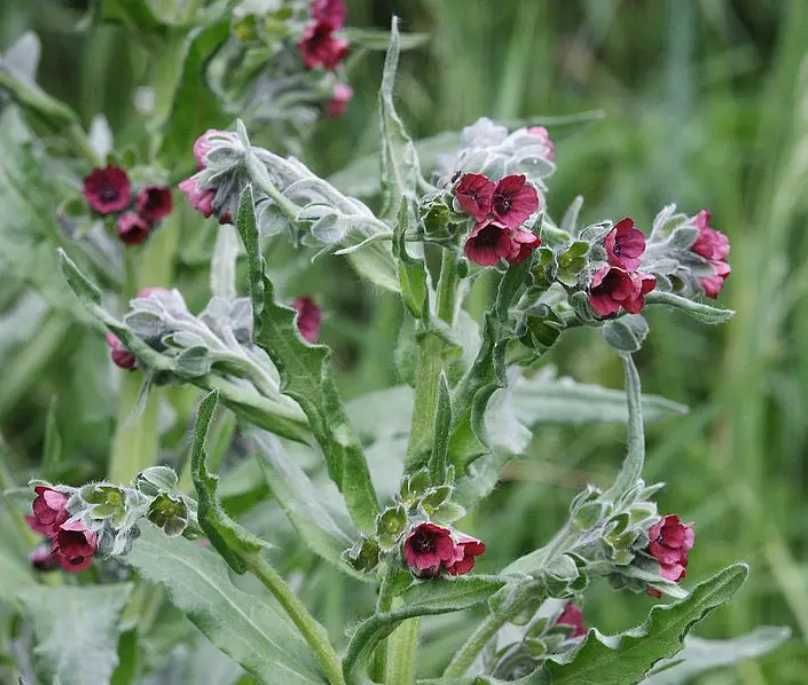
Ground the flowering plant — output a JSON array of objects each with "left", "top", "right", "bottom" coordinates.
[{"left": 0, "top": 12, "right": 790, "bottom": 685}]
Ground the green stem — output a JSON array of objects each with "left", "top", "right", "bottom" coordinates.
[
  {"left": 443, "top": 609, "right": 512, "bottom": 678},
  {"left": 385, "top": 615, "right": 419, "bottom": 685},
  {"left": 247, "top": 555, "right": 346, "bottom": 685},
  {"left": 436, "top": 250, "right": 459, "bottom": 325}
]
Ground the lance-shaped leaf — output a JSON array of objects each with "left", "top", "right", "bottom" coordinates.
[
  {"left": 604, "top": 354, "right": 645, "bottom": 502},
  {"left": 394, "top": 196, "right": 428, "bottom": 318},
  {"left": 236, "top": 187, "right": 379, "bottom": 532},
  {"left": 251, "top": 430, "right": 367, "bottom": 580},
  {"left": 343, "top": 575, "right": 508, "bottom": 679},
  {"left": 429, "top": 373, "right": 452, "bottom": 484},
  {"left": 641, "top": 626, "right": 790, "bottom": 685},
  {"left": 540, "top": 564, "right": 749, "bottom": 685},
  {"left": 378, "top": 16, "right": 421, "bottom": 219},
  {"left": 645, "top": 291, "right": 734, "bottom": 325},
  {"left": 191, "top": 390, "right": 267, "bottom": 574},
  {"left": 18, "top": 583, "right": 133, "bottom": 685},
  {"left": 128, "top": 524, "right": 326, "bottom": 685}
]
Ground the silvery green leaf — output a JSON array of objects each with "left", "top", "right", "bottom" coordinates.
[
  {"left": 645, "top": 291, "right": 734, "bottom": 324},
  {"left": 561, "top": 195, "right": 584, "bottom": 233},
  {"left": 642, "top": 626, "right": 790, "bottom": 685},
  {"left": 124, "top": 310, "right": 165, "bottom": 339},
  {"left": 605, "top": 355, "right": 645, "bottom": 502},
  {"left": 18, "top": 584, "right": 133, "bottom": 685},
  {"left": 542, "top": 564, "right": 748, "bottom": 685},
  {"left": 136, "top": 465, "right": 179, "bottom": 496},
  {"left": 175, "top": 346, "right": 212, "bottom": 378},
  {"left": 2, "top": 31, "right": 41, "bottom": 81},
  {"left": 602, "top": 315, "right": 649, "bottom": 353},
  {"left": 579, "top": 221, "right": 614, "bottom": 244},
  {"left": 665, "top": 226, "right": 699, "bottom": 250}
]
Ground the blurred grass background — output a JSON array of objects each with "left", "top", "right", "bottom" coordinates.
[{"left": 2, "top": 0, "right": 808, "bottom": 682}]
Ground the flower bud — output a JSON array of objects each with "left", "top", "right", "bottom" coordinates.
[
  {"left": 30, "top": 543, "right": 59, "bottom": 571},
  {"left": 554, "top": 602, "right": 586, "bottom": 638},
  {"left": 293, "top": 296, "right": 322, "bottom": 343},
  {"left": 135, "top": 186, "right": 173, "bottom": 223},
  {"left": 105, "top": 332, "right": 136, "bottom": 370},
  {"left": 116, "top": 211, "right": 151, "bottom": 245},
  {"left": 327, "top": 83, "right": 353, "bottom": 118},
  {"left": 26, "top": 486, "right": 69, "bottom": 538},
  {"left": 645, "top": 514, "right": 694, "bottom": 594}
]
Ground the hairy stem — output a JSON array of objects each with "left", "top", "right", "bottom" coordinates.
[{"left": 248, "top": 555, "right": 346, "bottom": 685}]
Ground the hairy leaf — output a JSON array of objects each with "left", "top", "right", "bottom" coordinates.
[
  {"left": 18, "top": 584, "right": 133, "bottom": 685},
  {"left": 645, "top": 291, "right": 735, "bottom": 325},
  {"left": 541, "top": 564, "right": 749, "bottom": 685},
  {"left": 128, "top": 524, "right": 326, "bottom": 685},
  {"left": 236, "top": 186, "right": 379, "bottom": 531}
]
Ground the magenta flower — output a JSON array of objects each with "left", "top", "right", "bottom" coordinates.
[
  {"left": 491, "top": 175, "right": 540, "bottom": 229},
  {"left": 445, "top": 532, "right": 486, "bottom": 576},
  {"left": 690, "top": 210, "right": 729, "bottom": 261},
  {"left": 293, "top": 296, "right": 322, "bottom": 343},
  {"left": 135, "top": 186, "right": 173, "bottom": 223},
  {"left": 689, "top": 210, "right": 730, "bottom": 298},
  {"left": 555, "top": 602, "right": 587, "bottom": 638},
  {"left": 327, "top": 83, "right": 353, "bottom": 118},
  {"left": 403, "top": 522, "right": 461, "bottom": 577},
  {"left": 30, "top": 543, "right": 59, "bottom": 572},
  {"left": 26, "top": 486, "right": 69, "bottom": 538},
  {"left": 53, "top": 519, "right": 97, "bottom": 573},
  {"left": 527, "top": 125, "right": 556, "bottom": 161},
  {"left": 116, "top": 211, "right": 151, "bottom": 246},
  {"left": 604, "top": 217, "right": 646, "bottom": 271},
  {"left": 106, "top": 332, "right": 136, "bottom": 370},
  {"left": 464, "top": 221, "right": 516, "bottom": 266},
  {"left": 311, "top": 0, "right": 346, "bottom": 29},
  {"left": 83, "top": 166, "right": 131, "bottom": 214},
  {"left": 192, "top": 129, "right": 225, "bottom": 169},
  {"left": 298, "top": 21, "right": 349, "bottom": 70},
  {"left": 507, "top": 227, "right": 541, "bottom": 264},
  {"left": 455, "top": 173, "right": 496, "bottom": 222},
  {"left": 588, "top": 266, "right": 656, "bottom": 318},
  {"left": 178, "top": 177, "right": 215, "bottom": 218},
  {"left": 646, "top": 514, "right": 694, "bottom": 585}
]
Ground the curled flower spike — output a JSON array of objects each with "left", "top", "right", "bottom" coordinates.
[
  {"left": 455, "top": 173, "right": 496, "bottom": 222},
  {"left": 83, "top": 165, "right": 131, "bottom": 214},
  {"left": 117, "top": 212, "right": 151, "bottom": 246},
  {"left": 527, "top": 125, "right": 555, "bottom": 161},
  {"left": 555, "top": 602, "right": 587, "bottom": 638},
  {"left": 327, "top": 83, "right": 353, "bottom": 118},
  {"left": 588, "top": 265, "right": 655, "bottom": 318},
  {"left": 106, "top": 332, "right": 136, "bottom": 370},
  {"left": 136, "top": 186, "right": 173, "bottom": 223},
  {"left": 646, "top": 515, "right": 694, "bottom": 595},
  {"left": 491, "top": 174, "right": 539, "bottom": 229},
  {"left": 298, "top": 21, "right": 349, "bottom": 70},
  {"left": 604, "top": 218, "right": 646, "bottom": 271},
  {"left": 690, "top": 210, "right": 731, "bottom": 298},
  {"left": 26, "top": 486, "right": 69, "bottom": 538},
  {"left": 178, "top": 177, "right": 215, "bottom": 218},
  {"left": 293, "top": 297, "right": 322, "bottom": 343},
  {"left": 53, "top": 519, "right": 97, "bottom": 573}
]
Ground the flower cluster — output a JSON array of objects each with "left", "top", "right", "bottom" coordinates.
[
  {"left": 402, "top": 522, "right": 485, "bottom": 577},
  {"left": 588, "top": 219, "right": 656, "bottom": 318},
  {"left": 644, "top": 514, "right": 695, "bottom": 596},
  {"left": 298, "top": 0, "right": 349, "bottom": 71},
  {"left": 26, "top": 486, "right": 97, "bottom": 572},
  {"left": 454, "top": 173, "right": 541, "bottom": 266},
  {"left": 82, "top": 166, "right": 172, "bottom": 246},
  {"left": 689, "top": 210, "right": 731, "bottom": 298}
]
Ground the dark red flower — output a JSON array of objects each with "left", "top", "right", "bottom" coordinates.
[
  {"left": 445, "top": 532, "right": 486, "bottom": 576},
  {"left": 106, "top": 332, "right": 136, "bottom": 370},
  {"left": 26, "top": 486, "right": 69, "bottom": 538},
  {"left": 293, "top": 296, "right": 322, "bottom": 343},
  {"left": 491, "top": 175, "right": 540, "bottom": 229},
  {"left": 53, "top": 519, "right": 97, "bottom": 573},
  {"left": 527, "top": 126, "right": 556, "bottom": 161},
  {"left": 135, "top": 186, "right": 173, "bottom": 223},
  {"left": 178, "top": 177, "right": 215, "bottom": 218},
  {"left": 700, "top": 260, "right": 731, "bottom": 299},
  {"left": 83, "top": 166, "right": 131, "bottom": 214},
  {"left": 588, "top": 266, "right": 656, "bottom": 318},
  {"left": 327, "top": 83, "right": 353, "bottom": 118},
  {"left": 116, "top": 211, "right": 151, "bottom": 245},
  {"left": 30, "top": 543, "right": 59, "bottom": 571},
  {"left": 690, "top": 210, "right": 729, "bottom": 261},
  {"left": 403, "top": 522, "right": 461, "bottom": 577},
  {"left": 555, "top": 602, "right": 587, "bottom": 638},
  {"left": 298, "top": 21, "right": 349, "bottom": 70},
  {"left": 464, "top": 221, "right": 515, "bottom": 266},
  {"left": 506, "top": 227, "right": 541, "bottom": 264},
  {"left": 646, "top": 515, "right": 694, "bottom": 585},
  {"left": 604, "top": 218, "right": 646, "bottom": 271},
  {"left": 311, "top": 0, "right": 346, "bottom": 29},
  {"left": 455, "top": 173, "right": 496, "bottom": 222}
]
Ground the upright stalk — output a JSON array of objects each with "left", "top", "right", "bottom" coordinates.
[{"left": 248, "top": 555, "right": 346, "bottom": 685}]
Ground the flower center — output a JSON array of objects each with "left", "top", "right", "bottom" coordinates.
[
  {"left": 493, "top": 193, "right": 511, "bottom": 215},
  {"left": 100, "top": 187, "right": 118, "bottom": 202},
  {"left": 411, "top": 531, "right": 434, "bottom": 553}
]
